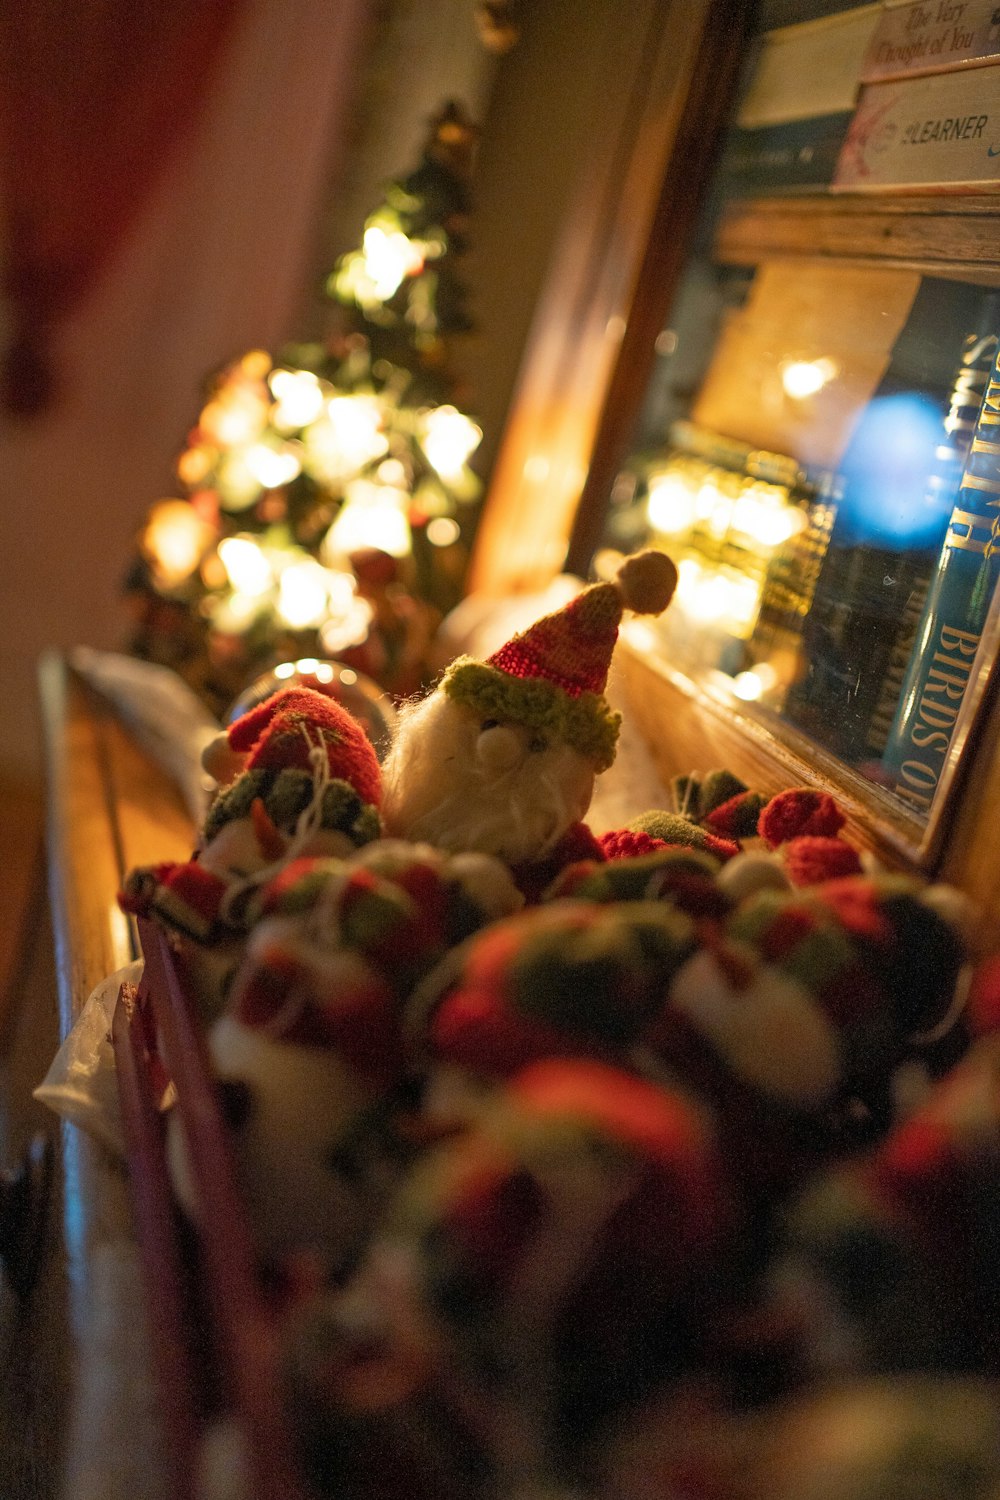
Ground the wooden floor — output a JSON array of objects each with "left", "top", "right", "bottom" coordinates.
[{"left": 0, "top": 781, "right": 68, "bottom": 1500}]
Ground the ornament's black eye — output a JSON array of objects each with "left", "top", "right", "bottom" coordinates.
[
  {"left": 528, "top": 734, "right": 548, "bottom": 753},
  {"left": 481, "top": 718, "right": 500, "bottom": 731}
]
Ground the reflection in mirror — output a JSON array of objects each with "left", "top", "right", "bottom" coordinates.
[{"left": 604, "top": 260, "right": 1000, "bottom": 828}]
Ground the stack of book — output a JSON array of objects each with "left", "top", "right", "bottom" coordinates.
[
  {"left": 718, "top": 5, "right": 881, "bottom": 196},
  {"left": 836, "top": 0, "right": 1000, "bottom": 190},
  {"left": 721, "top": 0, "right": 1000, "bottom": 196}
]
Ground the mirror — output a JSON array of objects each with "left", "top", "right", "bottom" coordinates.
[{"left": 603, "top": 249, "right": 1000, "bottom": 838}]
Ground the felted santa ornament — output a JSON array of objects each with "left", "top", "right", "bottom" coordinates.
[
  {"left": 168, "top": 917, "right": 407, "bottom": 1277},
  {"left": 200, "top": 686, "right": 382, "bottom": 866},
  {"left": 410, "top": 897, "right": 698, "bottom": 1128},
  {"left": 245, "top": 842, "right": 523, "bottom": 1011},
  {"left": 303, "top": 1057, "right": 728, "bottom": 1498},
  {"left": 120, "top": 686, "right": 383, "bottom": 1018},
  {"left": 379, "top": 551, "right": 677, "bottom": 893},
  {"left": 121, "top": 687, "right": 382, "bottom": 937},
  {"left": 763, "top": 1024, "right": 1000, "bottom": 1386}
]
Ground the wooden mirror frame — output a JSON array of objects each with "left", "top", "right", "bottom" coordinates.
[{"left": 467, "top": 0, "right": 1000, "bottom": 926}]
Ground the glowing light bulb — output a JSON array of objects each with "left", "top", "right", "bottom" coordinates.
[
  {"left": 731, "top": 486, "right": 805, "bottom": 550},
  {"left": 323, "top": 480, "right": 411, "bottom": 558},
  {"left": 781, "top": 357, "right": 838, "bottom": 400},
  {"left": 201, "top": 391, "right": 266, "bottom": 448},
  {"left": 732, "top": 662, "right": 778, "bottom": 700},
  {"left": 689, "top": 574, "right": 732, "bottom": 624},
  {"left": 427, "top": 516, "right": 461, "bottom": 547},
  {"left": 244, "top": 442, "right": 302, "bottom": 489},
  {"left": 377, "top": 458, "right": 408, "bottom": 487},
  {"left": 421, "top": 405, "right": 482, "bottom": 480},
  {"left": 214, "top": 590, "right": 264, "bottom": 633},
  {"left": 327, "top": 569, "right": 360, "bottom": 612},
  {"left": 647, "top": 472, "right": 696, "bottom": 536},
  {"left": 306, "top": 396, "right": 389, "bottom": 483},
  {"left": 240, "top": 350, "right": 273, "bottom": 381},
  {"left": 706, "top": 490, "right": 734, "bottom": 538},
  {"left": 319, "top": 595, "right": 374, "bottom": 655},
  {"left": 215, "top": 450, "right": 267, "bottom": 510},
  {"left": 218, "top": 536, "right": 272, "bottom": 595},
  {"left": 269, "top": 369, "right": 326, "bottom": 429},
  {"left": 141, "top": 500, "right": 213, "bottom": 587},
  {"left": 276, "top": 559, "right": 331, "bottom": 629},
  {"left": 361, "top": 225, "right": 424, "bottom": 300},
  {"left": 176, "top": 445, "right": 214, "bottom": 487},
  {"left": 726, "top": 574, "right": 762, "bottom": 631}
]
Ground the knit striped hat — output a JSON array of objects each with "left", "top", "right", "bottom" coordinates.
[
  {"left": 203, "top": 686, "right": 383, "bottom": 848},
  {"left": 229, "top": 687, "right": 381, "bottom": 808},
  {"left": 440, "top": 551, "right": 677, "bottom": 772}
]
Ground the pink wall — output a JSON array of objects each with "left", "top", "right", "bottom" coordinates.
[{"left": 0, "top": 0, "right": 370, "bottom": 780}]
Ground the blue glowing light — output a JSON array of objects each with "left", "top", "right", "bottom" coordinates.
[{"left": 836, "top": 392, "right": 956, "bottom": 548}]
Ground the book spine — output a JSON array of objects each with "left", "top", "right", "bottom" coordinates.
[
  {"left": 881, "top": 340, "right": 1000, "bottom": 811},
  {"left": 863, "top": 572, "right": 932, "bottom": 755},
  {"left": 859, "top": 310, "right": 1000, "bottom": 758},
  {"left": 862, "top": 0, "right": 1000, "bottom": 84},
  {"left": 833, "top": 69, "right": 1000, "bottom": 192},
  {"left": 779, "top": 280, "right": 1000, "bottom": 766},
  {"left": 718, "top": 113, "right": 853, "bottom": 196}
]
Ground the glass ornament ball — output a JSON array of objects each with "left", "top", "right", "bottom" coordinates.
[{"left": 226, "top": 657, "right": 398, "bottom": 760}]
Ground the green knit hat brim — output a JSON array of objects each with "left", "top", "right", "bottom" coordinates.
[
  {"left": 203, "top": 767, "right": 380, "bottom": 848},
  {"left": 441, "top": 657, "right": 621, "bottom": 772}
]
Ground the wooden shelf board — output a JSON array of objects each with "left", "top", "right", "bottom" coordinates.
[{"left": 716, "top": 193, "right": 1000, "bottom": 276}]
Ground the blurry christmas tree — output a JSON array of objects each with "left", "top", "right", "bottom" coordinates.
[{"left": 125, "top": 102, "right": 483, "bottom": 715}]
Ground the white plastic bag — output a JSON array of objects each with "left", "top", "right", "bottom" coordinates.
[{"left": 34, "top": 961, "right": 144, "bottom": 1158}]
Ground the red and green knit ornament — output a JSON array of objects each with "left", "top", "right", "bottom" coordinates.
[
  {"left": 441, "top": 550, "right": 677, "bottom": 772},
  {"left": 756, "top": 788, "right": 862, "bottom": 886},
  {"left": 393, "top": 1055, "right": 730, "bottom": 1450},
  {"left": 725, "top": 875, "right": 968, "bottom": 1122},
  {"left": 597, "top": 827, "right": 669, "bottom": 861},
  {"left": 228, "top": 686, "right": 382, "bottom": 809},
  {"left": 758, "top": 788, "right": 846, "bottom": 850},
  {"left": 249, "top": 850, "right": 510, "bottom": 1005},
  {"left": 417, "top": 898, "right": 697, "bottom": 1077},
  {"left": 782, "top": 835, "right": 863, "bottom": 887},
  {"left": 543, "top": 846, "right": 730, "bottom": 921},
  {"left": 623, "top": 809, "right": 741, "bottom": 863},
  {"left": 777, "top": 1028, "right": 1000, "bottom": 1379},
  {"left": 704, "top": 790, "right": 768, "bottom": 840},
  {"left": 119, "top": 858, "right": 231, "bottom": 942},
  {"left": 666, "top": 769, "right": 768, "bottom": 843},
  {"left": 230, "top": 936, "right": 403, "bottom": 1084}
]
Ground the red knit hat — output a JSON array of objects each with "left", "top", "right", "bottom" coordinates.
[
  {"left": 440, "top": 551, "right": 677, "bottom": 771},
  {"left": 228, "top": 687, "right": 381, "bottom": 809}
]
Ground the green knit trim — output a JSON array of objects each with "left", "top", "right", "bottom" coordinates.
[
  {"left": 510, "top": 903, "right": 694, "bottom": 1044},
  {"left": 441, "top": 657, "right": 620, "bottom": 771},
  {"left": 204, "top": 768, "right": 378, "bottom": 846},
  {"left": 264, "top": 865, "right": 337, "bottom": 915},
  {"left": 203, "top": 769, "right": 269, "bottom": 842}
]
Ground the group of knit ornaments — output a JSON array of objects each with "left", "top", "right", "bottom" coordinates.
[{"left": 119, "top": 551, "right": 1000, "bottom": 1500}]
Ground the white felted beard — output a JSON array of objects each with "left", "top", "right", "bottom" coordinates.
[{"left": 380, "top": 692, "right": 596, "bottom": 864}]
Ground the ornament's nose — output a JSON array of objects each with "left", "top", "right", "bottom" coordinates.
[{"left": 476, "top": 722, "right": 525, "bottom": 774}]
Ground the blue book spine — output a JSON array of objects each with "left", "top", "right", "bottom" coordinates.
[{"left": 881, "top": 342, "right": 1000, "bottom": 812}]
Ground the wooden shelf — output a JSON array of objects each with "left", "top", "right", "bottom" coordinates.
[
  {"left": 616, "top": 633, "right": 1000, "bottom": 947},
  {"left": 716, "top": 192, "right": 1000, "bottom": 277},
  {"left": 38, "top": 652, "right": 197, "bottom": 1500}
]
